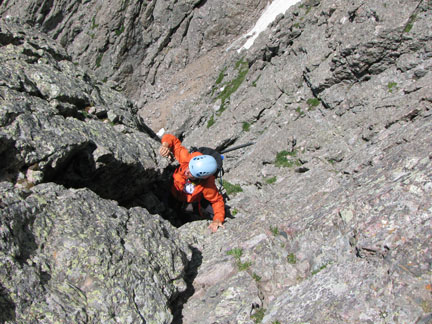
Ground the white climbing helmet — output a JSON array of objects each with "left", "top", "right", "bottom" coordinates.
[{"left": 189, "top": 155, "right": 218, "bottom": 179}]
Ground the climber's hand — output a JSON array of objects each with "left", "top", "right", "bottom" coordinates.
[
  {"left": 208, "top": 220, "right": 224, "bottom": 233},
  {"left": 159, "top": 142, "right": 171, "bottom": 157}
]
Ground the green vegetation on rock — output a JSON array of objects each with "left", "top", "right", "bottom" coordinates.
[
  {"left": 251, "top": 308, "right": 266, "bottom": 323},
  {"left": 306, "top": 98, "right": 320, "bottom": 109},
  {"left": 242, "top": 121, "right": 251, "bottom": 131},
  {"left": 270, "top": 225, "right": 279, "bottom": 236},
  {"left": 275, "top": 150, "right": 302, "bottom": 168},
  {"left": 404, "top": 14, "right": 416, "bottom": 33},
  {"left": 287, "top": 253, "right": 297, "bottom": 264},
  {"left": 227, "top": 248, "right": 243, "bottom": 258},
  {"left": 265, "top": 176, "right": 277, "bottom": 184},
  {"left": 223, "top": 180, "right": 243, "bottom": 195},
  {"left": 387, "top": 81, "right": 397, "bottom": 92},
  {"left": 215, "top": 59, "right": 249, "bottom": 114},
  {"left": 207, "top": 114, "right": 215, "bottom": 128}
]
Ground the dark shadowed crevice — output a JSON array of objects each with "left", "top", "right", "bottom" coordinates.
[
  {"left": 0, "top": 136, "right": 23, "bottom": 183},
  {"left": 0, "top": 283, "right": 16, "bottom": 323},
  {"left": 43, "top": 143, "right": 194, "bottom": 227},
  {"left": 169, "top": 247, "right": 203, "bottom": 324},
  {"left": 14, "top": 215, "right": 37, "bottom": 266}
]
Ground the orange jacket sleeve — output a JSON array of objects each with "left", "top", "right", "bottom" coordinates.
[
  {"left": 161, "top": 134, "right": 191, "bottom": 164},
  {"left": 202, "top": 177, "right": 225, "bottom": 223}
]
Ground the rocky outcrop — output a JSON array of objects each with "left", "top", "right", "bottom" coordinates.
[
  {"left": 0, "top": 0, "right": 268, "bottom": 130},
  {"left": 1, "top": 0, "right": 432, "bottom": 324},
  {"left": 0, "top": 20, "right": 191, "bottom": 323},
  {"left": 0, "top": 19, "right": 163, "bottom": 206},
  {"left": 0, "top": 182, "right": 190, "bottom": 323}
]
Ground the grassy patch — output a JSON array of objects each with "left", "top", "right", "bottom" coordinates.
[
  {"left": 216, "top": 67, "right": 226, "bottom": 85},
  {"left": 207, "top": 114, "right": 215, "bottom": 128},
  {"left": 251, "top": 308, "right": 266, "bottom": 323},
  {"left": 387, "top": 82, "right": 398, "bottom": 93},
  {"left": 270, "top": 226, "right": 279, "bottom": 236},
  {"left": 404, "top": 14, "right": 417, "bottom": 33},
  {"left": 227, "top": 248, "right": 243, "bottom": 258},
  {"left": 237, "top": 261, "right": 252, "bottom": 271},
  {"left": 115, "top": 25, "right": 125, "bottom": 36},
  {"left": 275, "top": 150, "right": 302, "bottom": 168},
  {"left": 296, "top": 106, "right": 305, "bottom": 117},
  {"left": 287, "top": 253, "right": 297, "bottom": 264},
  {"left": 91, "top": 16, "right": 99, "bottom": 29},
  {"left": 265, "top": 176, "right": 277, "bottom": 184},
  {"left": 306, "top": 98, "right": 320, "bottom": 109},
  {"left": 231, "top": 208, "right": 238, "bottom": 216},
  {"left": 311, "top": 262, "right": 333, "bottom": 275},
  {"left": 96, "top": 54, "right": 103, "bottom": 68},
  {"left": 252, "top": 74, "right": 261, "bottom": 87},
  {"left": 215, "top": 58, "right": 249, "bottom": 114},
  {"left": 242, "top": 122, "right": 251, "bottom": 132},
  {"left": 252, "top": 273, "right": 262, "bottom": 282},
  {"left": 223, "top": 180, "right": 243, "bottom": 195},
  {"left": 227, "top": 248, "right": 251, "bottom": 271}
]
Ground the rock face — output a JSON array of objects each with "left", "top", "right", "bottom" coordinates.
[
  {"left": 0, "top": 0, "right": 268, "bottom": 129},
  {"left": 1, "top": 182, "right": 190, "bottom": 323},
  {"left": 0, "top": 20, "right": 191, "bottom": 323},
  {"left": 1, "top": 0, "right": 432, "bottom": 324},
  {"left": 0, "top": 19, "right": 162, "bottom": 207},
  {"left": 169, "top": 0, "right": 432, "bottom": 323}
]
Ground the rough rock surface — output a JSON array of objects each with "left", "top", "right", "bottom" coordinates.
[
  {"left": 1, "top": 182, "right": 190, "bottom": 323},
  {"left": 0, "top": 20, "right": 191, "bottom": 323},
  {"left": 0, "top": 0, "right": 268, "bottom": 130},
  {"left": 0, "top": 19, "right": 165, "bottom": 207},
  {"left": 1, "top": 0, "right": 432, "bottom": 324},
  {"left": 170, "top": 0, "right": 432, "bottom": 323}
]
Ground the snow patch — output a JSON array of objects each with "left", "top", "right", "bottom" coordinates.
[{"left": 233, "top": 0, "right": 302, "bottom": 53}]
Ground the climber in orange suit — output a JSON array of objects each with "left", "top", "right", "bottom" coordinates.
[{"left": 159, "top": 134, "right": 225, "bottom": 233}]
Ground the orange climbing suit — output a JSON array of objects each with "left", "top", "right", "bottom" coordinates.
[{"left": 161, "top": 134, "right": 225, "bottom": 223}]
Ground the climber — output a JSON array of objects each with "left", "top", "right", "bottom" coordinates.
[{"left": 159, "top": 133, "right": 226, "bottom": 233}]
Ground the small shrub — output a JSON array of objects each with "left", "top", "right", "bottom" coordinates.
[
  {"left": 215, "top": 67, "right": 226, "bottom": 85},
  {"left": 231, "top": 208, "right": 238, "bottom": 216},
  {"left": 252, "top": 74, "right": 261, "bottom": 87},
  {"left": 242, "top": 122, "right": 251, "bottom": 132},
  {"left": 80, "top": 111, "right": 89, "bottom": 118},
  {"left": 223, "top": 180, "right": 243, "bottom": 195},
  {"left": 252, "top": 273, "right": 262, "bottom": 282}
]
